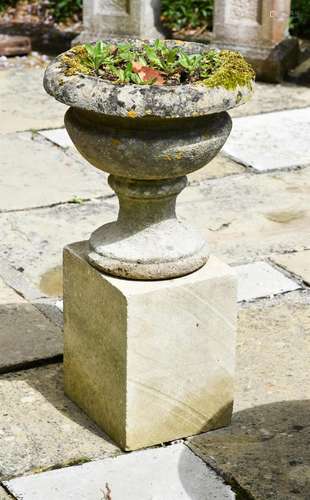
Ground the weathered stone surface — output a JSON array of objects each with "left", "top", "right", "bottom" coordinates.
[
  {"left": 0, "top": 200, "right": 117, "bottom": 295},
  {"left": 0, "top": 133, "right": 111, "bottom": 211},
  {"left": 178, "top": 166, "right": 310, "bottom": 264},
  {"left": 230, "top": 82, "right": 310, "bottom": 118},
  {"left": 44, "top": 41, "right": 253, "bottom": 119},
  {"left": 2, "top": 165, "right": 310, "bottom": 293},
  {"left": 188, "top": 297, "right": 310, "bottom": 499},
  {"left": 0, "top": 277, "right": 63, "bottom": 373},
  {"left": 45, "top": 40, "right": 253, "bottom": 279},
  {"left": 235, "top": 261, "right": 300, "bottom": 302},
  {"left": 271, "top": 251, "right": 310, "bottom": 286},
  {"left": 0, "top": 364, "right": 120, "bottom": 479},
  {"left": 224, "top": 108, "right": 310, "bottom": 171},
  {"left": 37, "top": 127, "right": 244, "bottom": 183},
  {"left": 189, "top": 152, "right": 244, "bottom": 183},
  {"left": 0, "top": 34, "right": 31, "bottom": 56},
  {"left": 5, "top": 443, "right": 235, "bottom": 500},
  {"left": 64, "top": 242, "right": 237, "bottom": 450},
  {"left": 0, "top": 68, "right": 65, "bottom": 133}
]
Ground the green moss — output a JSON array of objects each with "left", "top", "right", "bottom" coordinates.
[
  {"left": 202, "top": 50, "right": 255, "bottom": 90},
  {"left": 61, "top": 45, "right": 93, "bottom": 77}
]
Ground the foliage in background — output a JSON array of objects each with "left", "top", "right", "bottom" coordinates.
[
  {"left": 0, "top": 0, "right": 82, "bottom": 21},
  {"left": 161, "top": 0, "right": 213, "bottom": 32},
  {"left": 48, "top": 0, "right": 82, "bottom": 22},
  {"left": 0, "top": 0, "right": 18, "bottom": 12},
  {"left": 290, "top": 0, "right": 310, "bottom": 38}
]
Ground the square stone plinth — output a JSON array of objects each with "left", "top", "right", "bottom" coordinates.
[{"left": 63, "top": 242, "right": 237, "bottom": 451}]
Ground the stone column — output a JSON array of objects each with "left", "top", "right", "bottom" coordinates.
[
  {"left": 213, "top": 0, "right": 299, "bottom": 82},
  {"left": 76, "top": 0, "right": 164, "bottom": 44}
]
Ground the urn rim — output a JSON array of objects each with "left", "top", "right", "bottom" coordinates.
[{"left": 44, "top": 38, "right": 254, "bottom": 119}]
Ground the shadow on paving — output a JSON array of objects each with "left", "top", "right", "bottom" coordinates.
[
  {"left": 187, "top": 400, "right": 310, "bottom": 500},
  {"left": 0, "top": 301, "right": 63, "bottom": 374}
]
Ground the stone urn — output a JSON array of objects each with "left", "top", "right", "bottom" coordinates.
[{"left": 44, "top": 39, "right": 252, "bottom": 280}]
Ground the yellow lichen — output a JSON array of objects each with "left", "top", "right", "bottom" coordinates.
[
  {"left": 127, "top": 111, "right": 137, "bottom": 118},
  {"left": 61, "top": 45, "right": 93, "bottom": 77}
]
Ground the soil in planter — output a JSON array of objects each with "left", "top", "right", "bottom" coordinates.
[{"left": 61, "top": 40, "right": 255, "bottom": 90}]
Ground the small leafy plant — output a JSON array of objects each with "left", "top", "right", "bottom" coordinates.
[{"left": 61, "top": 40, "right": 255, "bottom": 90}]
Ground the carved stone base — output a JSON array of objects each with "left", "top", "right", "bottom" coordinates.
[{"left": 64, "top": 241, "right": 237, "bottom": 451}]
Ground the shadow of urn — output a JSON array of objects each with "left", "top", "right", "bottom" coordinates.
[{"left": 44, "top": 39, "right": 253, "bottom": 280}]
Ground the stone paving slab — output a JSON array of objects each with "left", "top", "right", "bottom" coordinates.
[
  {"left": 1, "top": 165, "right": 310, "bottom": 295},
  {"left": 0, "top": 200, "right": 117, "bottom": 296},
  {"left": 0, "top": 68, "right": 65, "bottom": 133},
  {"left": 223, "top": 108, "right": 310, "bottom": 171},
  {"left": 179, "top": 166, "right": 310, "bottom": 264},
  {"left": 271, "top": 250, "right": 310, "bottom": 285},
  {"left": 0, "top": 364, "right": 120, "bottom": 480},
  {"left": 188, "top": 296, "right": 310, "bottom": 499},
  {"left": 0, "top": 277, "right": 63, "bottom": 373},
  {"left": 39, "top": 128, "right": 73, "bottom": 148},
  {"left": 0, "top": 133, "right": 111, "bottom": 211},
  {"left": 4, "top": 443, "right": 235, "bottom": 500},
  {"left": 235, "top": 261, "right": 300, "bottom": 302},
  {"left": 230, "top": 82, "right": 310, "bottom": 118}
]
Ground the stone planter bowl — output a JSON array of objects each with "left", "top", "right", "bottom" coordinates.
[{"left": 44, "top": 39, "right": 253, "bottom": 280}]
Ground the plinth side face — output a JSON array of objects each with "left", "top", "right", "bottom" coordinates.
[{"left": 44, "top": 39, "right": 253, "bottom": 279}]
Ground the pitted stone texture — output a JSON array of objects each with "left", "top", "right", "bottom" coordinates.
[
  {"left": 0, "top": 133, "right": 110, "bottom": 211},
  {"left": 224, "top": 108, "right": 310, "bottom": 171},
  {"left": 271, "top": 251, "right": 310, "bottom": 285},
  {"left": 5, "top": 444, "right": 235, "bottom": 500},
  {"left": 0, "top": 364, "right": 120, "bottom": 480},
  {"left": 44, "top": 40, "right": 253, "bottom": 119},
  {"left": 0, "top": 68, "right": 66, "bottom": 133},
  {"left": 64, "top": 242, "right": 237, "bottom": 450},
  {"left": 37, "top": 127, "right": 244, "bottom": 182}
]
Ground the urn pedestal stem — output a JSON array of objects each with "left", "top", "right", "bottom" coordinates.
[{"left": 88, "top": 174, "right": 208, "bottom": 280}]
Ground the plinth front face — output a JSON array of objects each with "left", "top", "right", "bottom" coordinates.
[{"left": 64, "top": 242, "right": 237, "bottom": 451}]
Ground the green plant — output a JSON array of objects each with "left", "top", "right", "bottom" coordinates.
[
  {"left": 161, "top": 0, "right": 213, "bottom": 31},
  {"left": 61, "top": 40, "right": 255, "bottom": 90},
  {"left": 290, "top": 0, "right": 310, "bottom": 38},
  {"left": 0, "top": 0, "right": 18, "bottom": 12},
  {"left": 48, "top": 0, "right": 82, "bottom": 22}
]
